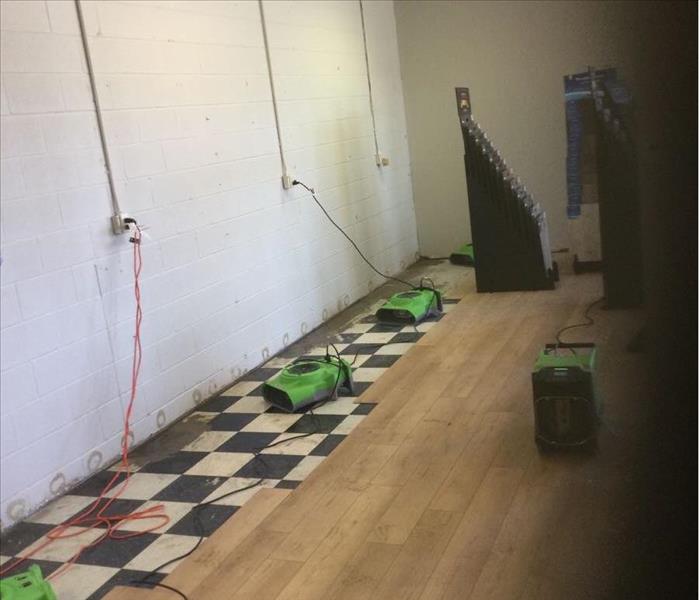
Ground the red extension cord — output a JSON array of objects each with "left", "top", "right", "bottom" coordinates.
[{"left": 0, "top": 223, "right": 171, "bottom": 580}]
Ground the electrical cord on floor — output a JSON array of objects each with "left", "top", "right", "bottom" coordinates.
[
  {"left": 420, "top": 277, "right": 439, "bottom": 306},
  {"left": 292, "top": 180, "right": 414, "bottom": 290},
  {"left": 554, "top": 296, "right": 620, "bottom": 438},
  {"left": 129, "top": 581, "right": 189, "bottom": 599},
  {"left": 292, "top": 180, "right": 447, "bottom": 334},
  {"left": 132, "top": 344, "right": 355, "bottom": 598},
  {"left": 555, "top": 296, "right": 605, "bottom": 354},
  {"left": 405, "top": 277, "right": 440, "bottom": 334},
  {"left": 0, "top": 220, "right": 177, "bottom": 585}
]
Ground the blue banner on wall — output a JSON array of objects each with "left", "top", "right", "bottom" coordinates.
[{"left": 563, "top": 68, "right": 617, "bottom": 219}]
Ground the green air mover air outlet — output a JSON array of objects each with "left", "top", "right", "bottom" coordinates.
[
  {"left": 262, "top": 357, "right": 354, "bottom": 413},
  {"left": 450, "top": 242, "right": 475, "bottom": 266},
  {"left": 375, "top": 287, "right": 443, "bottom": 325}
]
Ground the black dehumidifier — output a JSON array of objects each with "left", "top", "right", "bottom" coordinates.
[{"left": 531, "top": 343, "right": 599, "bottom": 451}]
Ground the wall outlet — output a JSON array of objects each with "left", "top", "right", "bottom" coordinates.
[
  {"left": 281, "top": 174, "right": 293, "bottom": 189},
  {"left": 375, "top": 153, "right": 390, "bottom": 167},
  {"left": 110, "top": 213, "right": 131, "bottom": 235}
]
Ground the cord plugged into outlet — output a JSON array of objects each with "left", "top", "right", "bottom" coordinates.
[
  {"left": 111, "top": 213, "right": 133, "bottom": 235},
  {"left": 374, "top": 153, "right": 390, "bottom": 167}
]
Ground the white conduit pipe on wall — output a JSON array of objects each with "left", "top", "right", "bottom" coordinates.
[
  {"left": 359, "top": 0, "right": 381, "bottom": 166},
  {"left": 258, "top": 0, "right": 383, "bottom": 182},
  {"left": 258, "top": 0, "right": 292, "bottom": 188},
  {"left": 75, "top": 1, "right": 382, "bottom": 221},
  {"left": 74, "top": 0, "right": 126, "bottom": 233}
]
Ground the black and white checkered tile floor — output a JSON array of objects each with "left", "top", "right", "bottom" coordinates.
[{"left": 0, "top": 298, "right": 459, "bottom": 599}]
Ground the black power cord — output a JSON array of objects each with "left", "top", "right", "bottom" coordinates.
[
  {"left": 555, "top": 296, "right": 605, "bottom": 354},
  {"left": 293, "top": 180, "right": 446, "bottom": 332},
  {"left": 556, "top": 296, "right": 605, "bottom": 344},
  {"left": 409, "top": 276, "right": 441, "bottom": 333},
  {"left": 552, "top": 296, "right": 620, "bottom": 438},
  {"left": 419, "top": 277, "right": 439, "bottom": 306},
  {"left": 129, "top": 581, "right": 189, "bottom": 599},
  {"left": 292, "top": 180, "right": 415, "bottom": 290},
  {"left": 131, "top": 344, "right": 355, "bottom": 598}
]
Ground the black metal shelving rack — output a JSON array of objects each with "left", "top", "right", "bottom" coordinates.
[
  {"left": 592, "top": 78, "right": 644, "bottom": 308},
  {"left": 455, "top": 87, "right": 556, "bottom": 293}
]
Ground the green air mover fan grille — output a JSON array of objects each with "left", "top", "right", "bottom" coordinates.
[
  {"left": 287, "top": 362, "right": 321, "bottom": 375},
  {"left": 376, "top": 287, "right": 443, "bottom": 325},
  {"left": 263, "top": 358, "right": 354, "bottom": 413}
]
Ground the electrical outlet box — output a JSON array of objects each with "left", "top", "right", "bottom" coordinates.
[
  {"left": 381, "top": 156, "right": 390, "bottom": 166},
  {"left": 281, "top": 174, "right": 293, "bottom": 190},
  {"left": 111, "top": 213, "right": 131, "bottom": 235}
]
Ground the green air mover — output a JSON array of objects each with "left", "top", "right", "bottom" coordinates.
[
  {"left": 263, "top": 357, "right": 353, "bottom": 412},
  {"left": 449, "top": 242, "right": 474, "bottom": 266},
  {"left": 376, "top": 287, "right": 442, "bottom": 325},
  {"left": 532, "top": 343, "right": 599, "bottom": 451},
  {"left": 0, "top": 565, "right": 56, "bottom": 600}
]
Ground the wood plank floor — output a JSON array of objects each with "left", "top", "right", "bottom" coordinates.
[{"left": 106, "top": 268, "right": 647, "bottom": 600}]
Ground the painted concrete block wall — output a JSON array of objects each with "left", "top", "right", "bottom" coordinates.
[{"left": 0, "top": 0, "right": 417, "bottom": 529}]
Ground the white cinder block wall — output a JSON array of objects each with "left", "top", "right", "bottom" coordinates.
[{"left": 0, "top": 0, "right": 417, "bottom": 529}]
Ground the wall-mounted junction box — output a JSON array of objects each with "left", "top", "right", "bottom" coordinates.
[{"left": 111, "top": 213, "right": 132, "bottom": 235}]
